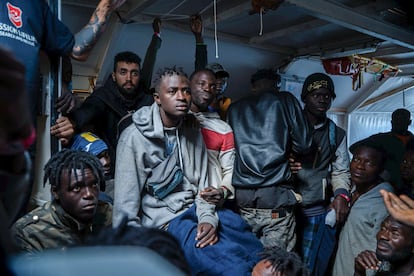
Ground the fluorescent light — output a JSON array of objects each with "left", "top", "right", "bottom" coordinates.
[{"left": 321, "top": 46, "right": 378, "bottom": 59}]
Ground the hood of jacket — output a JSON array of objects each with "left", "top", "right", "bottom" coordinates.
[{"left": 132, "top": 102, "right": 168, "bottom": 140}]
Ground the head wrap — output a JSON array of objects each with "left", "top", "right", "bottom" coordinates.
[{"left": 71, "top": 132, "right": 108, "bottom": 157}]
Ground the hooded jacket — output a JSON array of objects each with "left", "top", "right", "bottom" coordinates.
[
  {"left": 113, "top": 103, "right": 217, "bottom": 229},
  {"left": 70, "top": 77, "right": 154, "bottom": 176}
]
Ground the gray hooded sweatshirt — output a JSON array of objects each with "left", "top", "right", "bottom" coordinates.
[{"left": 113, "top": 103, "right": 217, "bottom": 229}]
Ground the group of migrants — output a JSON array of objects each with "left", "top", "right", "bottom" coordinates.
[{"left": 1, "top": 1, "right": 414, "bottom": 275}]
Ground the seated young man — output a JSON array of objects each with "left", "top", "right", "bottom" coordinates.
[
  {"left": 354, "top": 215, "right": 414, "bottom": 275},
  {"left": 113, "top": 66, "right": 262, "bottom": 275},
  {"left": 11, "top": 149, "right": 112, "bottom": 255}
]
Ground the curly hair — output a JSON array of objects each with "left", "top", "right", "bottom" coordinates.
[
  {"left": 152, "top": 66, "right": 188, "bottom": 94},
  {"left": 113, "top": 51, "right": 141, "bottom": 72},
  {"left": 43, "top": 149, "right": 105, "bottom": 191}
]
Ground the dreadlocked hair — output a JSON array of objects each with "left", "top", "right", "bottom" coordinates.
[
  {"left": 259, "top": 246, "right": 310, "bottom": 276},
  {"left": 152, "top": 66, "right": 188, "bottom": 94},
  {"left": 43, "top": 149, "right": 105, "bottom": 191}
]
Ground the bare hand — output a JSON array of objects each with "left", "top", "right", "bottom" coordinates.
[
  {"left": 288, "top": 154, "right": 302, "bottom": 174},
  {"left": 56, "top": 85, "right": 78, "bottom": 114},
  {"left": 380, "top": 189, "right": 414, "bottom": 227},
  {"left": 331, "top": 195, "right": 349, "bottom": 224},
  {"left": 196, "top": 223, "right": 218, "bottom": 248},
  {"left": 200, "top": 187, "right": 224, "bottom": 205},
  {"left": 50, "top": 116, "right": 75, "bottom": 146},
  {"left": 190, "top": 14, "right": 203, "bottom": 43},
  {"left": 152, "top": 18, "right": 161, "bottom": 33},
  {"left": 354, "top": 250, "right": 380, "bottom": 275}
]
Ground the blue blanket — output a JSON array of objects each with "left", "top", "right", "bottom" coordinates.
[{"left": 167, "top": 205, "right": 263, "bottom": 276}]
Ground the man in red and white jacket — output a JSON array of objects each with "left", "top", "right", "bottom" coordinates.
[{"left": 189, "top": 68, "right": 235, "bottom": 206}]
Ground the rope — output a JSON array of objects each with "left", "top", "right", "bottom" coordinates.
[
  {"left": 214, "top": 0, "right": 219, "bottom": 58},
  {"left": 259, "top": 7, "right": 263, "bottom": 36}
]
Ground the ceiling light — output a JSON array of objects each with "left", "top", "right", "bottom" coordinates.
[{"left": 321, "top": 46, "right": 378, "bottom": 59}]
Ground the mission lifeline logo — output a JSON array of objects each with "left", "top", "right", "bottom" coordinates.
[
  {"left": 1, "top": 2, "right": 36, "bottom": 46},
  {"left": 7, "top": 2, "right": 22, "bottom": 28}
]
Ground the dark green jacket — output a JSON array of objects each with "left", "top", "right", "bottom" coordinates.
[{"left": 12, "top": 201, "right": 112, "bottom": 255}]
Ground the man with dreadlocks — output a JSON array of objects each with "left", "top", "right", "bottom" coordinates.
[
  {"left": 113, "top": 66, "right": 262, "bottom": 275},
  {"left": 11, "top": 149, "right": 112, "bottom": 255}
]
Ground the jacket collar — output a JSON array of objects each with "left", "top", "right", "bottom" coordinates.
[{"left": 51, "top": 201, "right": 93, "bottom": 233}]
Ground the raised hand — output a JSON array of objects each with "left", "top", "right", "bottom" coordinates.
[{"left": 152, "top": 17, "right": 161, "bottom": 33}]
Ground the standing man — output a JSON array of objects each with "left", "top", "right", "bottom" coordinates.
[
  {"left": 369, "top": 108, "right": 414, "bottom": 190},
  {"left": 290, "top": 72, "right": 351, "bottom": 275},
  {"left": 227, "top": 75, "right": 313, "bottom": 251},
  {"left": 189, "top": 68, "right": 235, "bottom": 205},
  {"left": 51, "top": 51, "right": 154, "bottom": 178},
  {"left": 250, "top": 68, "right": 281, "bottom": 94},
  {"left": 190, "top": 14, "right": 231, "bottom": 120}
]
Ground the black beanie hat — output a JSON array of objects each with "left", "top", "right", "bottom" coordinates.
[
  {"left": 250, "top": 68, "right": 280, "bottom": 84},
  {"left": 301, "top": 73, "right": 336, "bottom": 102}
]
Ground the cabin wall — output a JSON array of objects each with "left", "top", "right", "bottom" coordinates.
[{"left": 95, "top": 23, "right": 284, "bottom": 102}]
